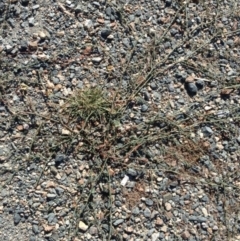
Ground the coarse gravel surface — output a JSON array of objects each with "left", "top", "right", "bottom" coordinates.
[{"left": 0, "top": 0, "right": 240, "bottom": 241}]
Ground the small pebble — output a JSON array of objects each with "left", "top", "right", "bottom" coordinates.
[
  {"left": 145, "top": 198, "right": 154, "bottom": 206},
  {"left": 78, "top": 221, "right": 89, "bottom": 231},
  {"left": 181, "top": 230, "right": 191, "bottom": 240},
  {"left": 165, "top": 202, "right": 172, "bottom": 211},
  {"left": 101, "top": 29, "right": 111, "bottom": 39},
  {"left": 143, "top": 208, "right": 151, "bottom": 218},
  {"left": 92, "top": 57, "right": 102, "bottom": 63},
  {"left": 14, "top": 213, "right": 21, "bottom": 225},
  {"left": 141, "top": 104, "right": 149, "bottom": 112},
  {"left": 113, "top": 219, "right": 124, "bottom": 226},
  {"left": 185, "top": 82, "right": 198, "bottom": 95}
]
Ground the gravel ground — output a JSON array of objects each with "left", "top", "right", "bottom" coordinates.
[{"left": 0, "top": 0, "right": 240, "bottom": 240}]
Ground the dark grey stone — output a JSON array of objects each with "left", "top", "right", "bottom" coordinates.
[
  {"left": 159, "top": 232, "right": 165, "bottom": 239},
  {"left": 196, "top": 16, "right": 201, "bottom": 23},
  {"left": 164, "top": 42, "right": 172, "bottom": 48},
  {"left": 32, "top": 224, "right": 39, "bottom": 234},
  {"left": 7, "top": 18, "right": 15, "bottom": 28},
  {"left": 21, "top": 0, "right": 30, "bottom": 5},
  {"left": 210, "top": 81, "right": 218, "bottom": 87},
  {"left": 48, "top": 213, "right": 56, "bottom": 223},
  {"left": 202, "top": 126, "right": 213, "bottom": 136},
  {"left": 55, "top": 154, "right": 67, "bottom": 165},
  {"left": 115, "top": 201, "right": 122, "bottom": 207},
  {"left": 135, "top": 9, "right": 142, "bottom": 17},
  {"left": 147, "top": 228, "right": 155, "bottom": 236},
  {"left": 105, "top": 7, "right": 112, "bottom": 16},
  {"left": 101, "top": 29, "right": 111, "bottom": 39},
  {"left": 113, "top": 219, "right": 124, "bottom": 226},
  {"left": 141, "top": 104, "right": 149, "bottom": 112},
  {"left": 0, "top": 146, "right": 10, "bottom": 157},
  {"left": 177, "top": 47, "right": 184, "bottom": 54},
  {"left": 29, "top": 236, "right": 36, "bottom": 241},
  {"left": 75, "top": 4, "right": 82, "bottom": 14},
  {"left": 165, "top": 0, "right": 172, "bottom": 6},
  {"left": 187, "top": 19, "right": 193, "bottom": 27},
  {"left": 14, "top": 213, "right": 21, "bottom": 225},
  {"left": 201, "top": 195, "right": 209, "bottom": 202},
  {"left": 196, "top": 79, "right": 205, "bottom": 89},
  {"left": 122, "top": 38, "right": 130, "bottom": 48},
  {"left": 150, "top": 82, "right": 157, "bottom": 90},
  {"left": 203, "top": 159, "right": 214, "bottom": 170},
  {"left": 175, "top": 72, "right": 187, "bottom": 80},
  {"left": 198, "top": 216, "right": 207, "bottom": 223},
  {"left": 189, "top": 216, "right": 207, "bottom": 223},
  {"left": 126, "top": 168, "right": 138, "bottom": 177},
  {"left": 169, "top": 181, "right": 178, "bottom": 188},
  {"left": 183, "top": 194, "right": 190, "bottom": 200},
  {"left": 143, "top": 92, "right": 151, "bottom": 101},
  {"left": 132, "top": 206, "right": 140, "bottom": 215},
  {"left": 226, "top": 39, "right": 234, "bottom": 46},
  {"left": 52, "top": 77, "right": 60, "bottom": 84},
  {"left": 192, "top": 203, "right": 199, "bottom": 210},
  {"left": 185, "top": 82, "right": 198, "bottom": 95},
  {"left": 170, "top": 28, "right": 178, "bottom": 36},
  {"left": 128, "top": 14, "right": 135, "bottom": 21},
  {"left": 102, "top": 224, "right": 109, "bottom": 231},
  {"left": 144, "top": 207, "right": 151, "bottom": 218},
  {"left": 145, "top": 198, "right": 154, "bottom": 206},
  {"left": 172, "top": 195, "right": 180, "bottom": 203},
  {"left": 55, "top": 187, "right": 64, "bottom": 195},
  {"left": 152, "top": 91, "right": 161, "bottom": 100}
]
